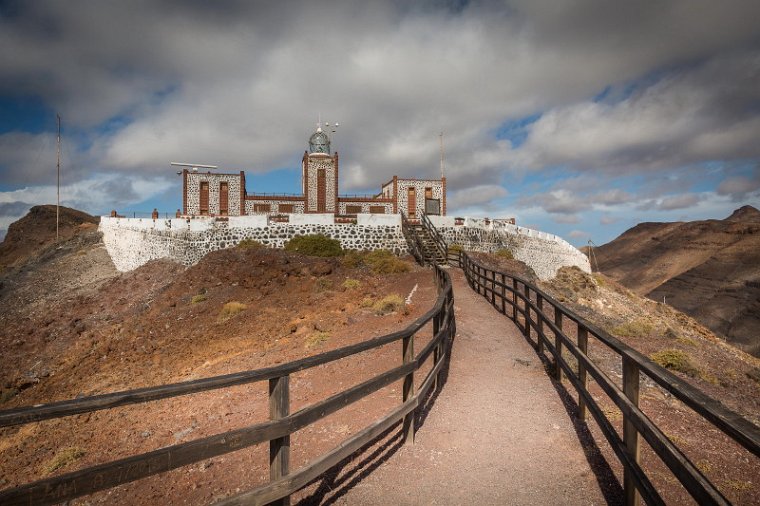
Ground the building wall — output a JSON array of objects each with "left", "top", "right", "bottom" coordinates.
[
  {"left": 244, "top": 199, "right": 306, "bottom": 215},
  {"left": 304, "top": 154, "right": 338, "bottom": 213},
  {"left": 395, "top": 179, "right": 445, "bottom": 217},
  {"left": 185, "top": 172, "right": 243, "bottom": 216},
  {"left": 337, "top": 200, "right": 394, "bottom": 214}
]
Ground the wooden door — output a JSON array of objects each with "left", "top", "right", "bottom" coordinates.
[
  {"left": 408, "top": 187, "right": 416, "bottom": 218},
  {"left": 317, "top": 169, "right": 326, "bottom": 212},
  {"left": 200, "top": 182, "right": 209, "bottom": 215},
  {"left": 219, "top": 182, "right": 228, "bottom": 216}
]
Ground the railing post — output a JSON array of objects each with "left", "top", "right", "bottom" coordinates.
[
  {"left": 500, "top": 273, "right": 506, "bottom": 315},
  {"left": 512, "top": 278, "right": 517, "bottom": 321},
  {"left": 577, "top": 326, "right": 589, "bottom": 421},
  {"left": 523, "top": 284, "right": 531, "bottom": 338},
  {"left": 432, "top": 313, "right": 440, "bottom": 392},
  {"left": 537, "top": 294, "right": 545, "bottom": 355},
  {"left": 491, "top": 270, "right": 496, "bottom": 306},
  {"left": 402, "top": 333, "right": 415, "bottom": 445},
  {"left": 623, "top": 356, "right": 641, "bottom": 506},
  {"left": 269, "top": 375, "right": 290, "bottom": 506},
  {"left": 554, "top": 309, "right": 563, "bottom": 381}
]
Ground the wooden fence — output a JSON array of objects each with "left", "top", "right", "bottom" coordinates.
[
  {"left": 0, "top": 265, "right": 455, "bottom": 506},
  {"left": 453, "top": 250, "right": 760, "bottom": 506}
]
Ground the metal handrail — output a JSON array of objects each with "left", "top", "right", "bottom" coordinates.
[{"left": 420, "top": 213, "right": 447, "bottom": 260}]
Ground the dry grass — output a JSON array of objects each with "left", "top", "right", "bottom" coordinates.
[
  {"left": 360, "top": 297, "right": 375, "bottom": 308},
  {"left": 218, "top": 301, "right": 247, "bottom": 322},
  {"left": 43, "top": 447, "right": 85, "bottom": 474},
  {"left": 315, "top": 278, "right": 333, "bottom": 292},
  {"left": 306, "top": 331, "right": 330, "bottom": 348},
  {"left": 495, "top": 248, "right": 513, "bottom": 260},
  {"left": 372, "top": 294, "right": 406, "bottom": 315},
  {"left": 342, "top": 278, "right": 361, "bottom": 289}
]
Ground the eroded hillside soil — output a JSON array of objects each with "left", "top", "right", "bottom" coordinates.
[{"left": 0, "top": 225, "right": 437, "bottom": 504}]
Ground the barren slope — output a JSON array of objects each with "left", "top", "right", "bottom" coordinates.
[{"left": 593, "top": 205, "right": 760, "bottom": 356}]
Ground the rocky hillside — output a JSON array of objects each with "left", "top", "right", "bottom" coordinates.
[
  {"left": 0, "top": 205, "right": 99, "bottom": 270},
  {"left": 592, "top": 205, "right": 760, "bottom": 357}
]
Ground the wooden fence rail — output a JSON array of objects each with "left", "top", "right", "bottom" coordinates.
[
  {"left": 452, "top": 250, "right": 760, "bottom": 506},
  {"left": 0, "top": 266, "right": 455, "bottom": 506}
]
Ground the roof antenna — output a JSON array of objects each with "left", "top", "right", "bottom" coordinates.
[{"left": 439, "top": 131, "right": 445, "bottom": 180}]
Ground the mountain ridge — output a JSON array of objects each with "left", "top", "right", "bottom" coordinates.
[{"left": 593, "top": 205, "right": 760, "bottom": 356}]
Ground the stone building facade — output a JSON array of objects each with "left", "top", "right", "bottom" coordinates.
[{"left": 182, "top": 124, "right": 446, "bottom": 219}]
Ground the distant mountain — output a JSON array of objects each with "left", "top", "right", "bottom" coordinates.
[{"left": 592, "top": 205, "right": 760, "bottom": 357}]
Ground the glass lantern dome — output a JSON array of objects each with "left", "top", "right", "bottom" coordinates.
[{"left": 308, "top": 127, "right": 331, "bottom": 154}]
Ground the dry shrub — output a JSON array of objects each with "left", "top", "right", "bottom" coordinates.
[
  {"left": 219, "top": 301, "right": 247, "bottom": 322},
  {"left": 495, "top": 248, "right": 513, "bottom": 260},
  {"left": 306, "top": 331, "right": 330, "bottom": 348},
  {"left": 650, "top": 348, "right": 700, "bottom": 377},
  {"left": 612, "top": 319, "right": 654, "bottom": 338},
  {"left": 342, "top": 278, "right": 361, "bottom": 289},
  {"left": 373, "top": 294, "right": 406, "bottom": 315},
  {"left": 341, "top": 249, "right": 410, "bottom": 274},
  {"left": 191, "top": 294, "right": 207, "bottom": 304},
  {"left": 237, "top": 239, "right": 265, "bottom": 250}
]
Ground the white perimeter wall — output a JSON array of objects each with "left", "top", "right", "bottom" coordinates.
[{"left": 99, "top": 215, "right": 590, "bottom": 279}]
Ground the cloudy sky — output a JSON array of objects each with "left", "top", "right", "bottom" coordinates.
[{"left": 1, "top": 0, "right": 759, "bottom": 245}]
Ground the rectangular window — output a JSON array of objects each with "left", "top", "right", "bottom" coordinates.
[
  {"left": 278, "top": 204, "right": 294, "bottom": 213},
  {"left": 425, "top": 187, "right": 433, "bottom": 199},
  {"left": 425, "top": 199, "right": 441, "bottom": 215},
  {"left": 199, "top": 182, "right": 209, "bottom": 215},
  {"left": 345, "top": 205, "right": 362, "bottom": 214},
  {"left": 219, "top": 182, "right": 229, "bottom": 216},
  {"left": 370, "top": 206, "right": 386, "bottom": 214},
  {"left": 253, "top": 203, "right": 271, "bottom": 213}
]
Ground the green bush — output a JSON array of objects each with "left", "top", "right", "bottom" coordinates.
[
  {"left": 341, "top": 250, "right": 364, "bottom": 268},
  {"left": 284, "top": 234, "right": 343, "bottom": 257}
]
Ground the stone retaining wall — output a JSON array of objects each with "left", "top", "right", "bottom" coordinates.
[{"left": 99, "top": 215, "right": 590, "bottom": 279}]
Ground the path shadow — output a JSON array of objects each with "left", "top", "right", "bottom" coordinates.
[
  {"left": 535, "top": 348, "right": 625, "bottom": 505},
  {"left": 296, "top": 332, "right": 454, "bottom": 505}
]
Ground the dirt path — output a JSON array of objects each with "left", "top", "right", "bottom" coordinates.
[{"left": 326, "top": 268, "right": 618, "bottom": 505}]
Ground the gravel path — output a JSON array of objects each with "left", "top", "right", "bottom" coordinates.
[{"left": 326, "top": 268, "right": 614, "bottom": 505}]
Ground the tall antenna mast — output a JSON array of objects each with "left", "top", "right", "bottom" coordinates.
[
  {"left": 439, "top": 131, "right": 445, "bottom": 180},
  {"left": 56, "top": 114, "right": 61, "bottom": 242}
]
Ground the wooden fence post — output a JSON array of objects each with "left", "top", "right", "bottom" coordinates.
[
  {"left": 524, "top": 285, "right": 531, "bottom": 338},
  {"left": 537, "top": 295, "right": 545, "bottom": 355},
  {"left": 432, "top": 313, "right": 440, "bottom": 392},
  {"left": 623, "top": 356, "right": 641, "bottom": 506},
  {"left": 554, "top": 310, "right": 563, "bottom": 381},
  {"left": 402, "top": 333, "right": 415, "bottom": 445},
  {"left": 269, "top": 375, "right": 290, "bottom": 506},
  {"left": 500, "top": 273, "right": 506, "bottom": 315},
  {"left": 512, "top": 279, "right": 518, "bottom": 322},
  {"left": 491, "top": 270, "right": 496, "bottom": 306},
  {"left": 577, "top": 326, "right": 588, "bottom": 421}
]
